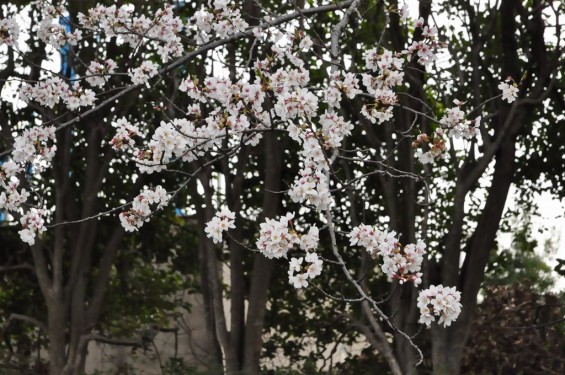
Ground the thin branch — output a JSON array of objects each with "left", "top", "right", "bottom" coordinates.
[
  {"left": 311, "top": 283, "right": 365, "bottom": 303},
  {"left": 509, "top": 317, "right": 565, "bottom": 330},
  {"left": 0, "top": 263, "right": 35, "bottom": 272},
  {"left": 5, "top": 313, "right": 47, "bottom": 333},
  {"left": 81, "top": 333, "right": 141, "bottom": 347}
]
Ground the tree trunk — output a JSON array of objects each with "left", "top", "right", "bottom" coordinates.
[
  {"left": 242, "top": 129, "right": 284, "bottom": 374},
  {"left": 432, "top": 132, "right": 517, "bottom": 374},
  {"left": 47, "top": 299, "right": 67, "bottom": 375}
]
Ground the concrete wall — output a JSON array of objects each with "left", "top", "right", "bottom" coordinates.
[{"left": 84, "top": 294, "right": 217, "bottom": 374}]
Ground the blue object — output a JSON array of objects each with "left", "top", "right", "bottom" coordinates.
[{"left": 59, "top": 15, "right": 76, "bottom": 81}]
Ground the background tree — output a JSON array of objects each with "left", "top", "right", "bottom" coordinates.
[
  {"left": 461, "top": 284, "right": 564, "bottom": 375},
  {"left": 0, "top": 1, "right": 199, "bottom": 373},
  {"left": 318, "top": 1, "right": 565, "bottom": 373}
]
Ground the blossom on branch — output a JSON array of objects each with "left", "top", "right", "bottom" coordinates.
[
  {"left": 349, "top": 225, "right": 426, "bottom": 285},
  {"left": 86, "top": 59, "right": 117, "bottom": 88},
  {"left": 0, "top": 17, "right": 20, "bottom": 46},
  {"left": 18, "top": 209, "right": 47, "bottom": 246},
  {"left": 205, "top": 208, "right": 236, "bottom": 244},
  {"left": 439, "top": 105, "right": 479, "bottom": 139},
  {"left": 288, "top": 251, "right": 323, "bottom": 289},
  {"left": 0, "top": 180, "right": 30, "bottom": 212},
  {"left": 256, "top": 213, "right": 298, "bottom": 259},
  {"left": 498, "top": 81, "right": 518, "bottom": 103},
  {"left": 12, "top": 125, "right": 57, "bottom": 173},
  {"left": 119, "top": 186, "right": 169, "bottom": 232},
  {"left": 418, "top": 285, "right": 462, "bottom": 327},
  {"left": 129, "top": 61, "right": 158, "bottom": 85}
]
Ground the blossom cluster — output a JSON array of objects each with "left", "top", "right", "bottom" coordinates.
[
  {"left": 205, "top": 208, "right": 236, "bottom": 244},
  {"left": 256, "top": 214, "right": 321, "bottom": 255},
  {"left": 0, "top": 124, "right": 57, "bottom": 244},
  {"left": 288, "top": 252, "right": 323, "bottom": 289},
  {"left": 359, "top": 17, "right": 443, "bottom": 125},
  {"left": 274, "top": 88, "right": 319, "bottom": 121},
  {"left": 12, "top": 125, "right": 57, "bottom": 172},
  {"left": 18, "top": 209, "right": 47, "bottom": 246},
  {"left": 109, "top": 117, "right": 142, "bottom": 151},
  {"left": 412, "top": 100, "right": 481, "bottom": 165},
  {"left": 361, "top": 48, "right": 405, "bottom": 124},
  {"left": 439, "top": 102, "right": 480, "bottom": 140},
  {"left": 288, "top": 165, "right": 331, "bottom": 210},
  {"left": 417, "top": 285, "right": 462, "bottom": 327},
  {"left": 402, "top": 21, "right": 441, "bottom": 66},
  {"left": 0, "top": 124, "right": 58, "bottom": 243},
  {"left": 78, "top": 4, "right": 183, "bottom": 62},
  {"left": 498, "top": 80, "right": 519, "bottom": 103},
  {"left": 348, "top": 225, "right": 425, "bottom": 285},
  {"left": 348, "top": 224, "right": 398, "bottom": 255},
  {"left": 324, "top": 72, "right": 362, "bottom": 109},
  {"left": 286, "top": 116, "right": 352, "bottom": 210},
  {"left": 413, "top": 131, "right": 447, "bottom": 165},
  {"left": 135, "top": 117, "right": 223, "bottom": 174},
  {"left": 38, "top": 4, "right": 83, "bottom": 48},
  {"left": 256, "top": 213, "right": 299, "bottom": 259},
  {"left": 256, "top": 214, "right": 322, "bottom": 288},
  {"left": 318, "top": 111, "right": 354, "bottom": 149},
  {"left": 119, "top": 186, "right": 169, "bottom": 232},
  {"left": 130, "top": 61, "right": 159, "bottom": 86},
  {"left": 0, "top": 17, "right": 20, "bottom": 46},
  {"left": 21, "top": 77, "right": 96, "bottom": 111},
  {"left": 86, "top": 59, "right": 117, "bottom": 88},
  {"left": 0, "top": 180, "right": 30, "bottom": 213},
  {"left": 192, "top": 0, "right": 249, "bottom": 43},
  {"left": 381, "top": 240, "right": 426, "bottom": 286}
]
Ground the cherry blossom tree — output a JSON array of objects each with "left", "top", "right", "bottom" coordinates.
[{"left": 0, "top": 0, "right": 563, "bottom": 374}]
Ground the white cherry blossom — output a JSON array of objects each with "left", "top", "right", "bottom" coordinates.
[
  {"left": 498, "top": 81, "right": 519, "bottom": 103},
  {"left": 256, "top": 213, "right": 298, "bottom": 259},
  {"left": 119, "top": 186, "right": 170, "bottom": 232},
  {"left": 0, "top": 17, "right": 20, "bottom": 45},
  {"left": 130, "top": 61, "right": 158, "bottom": 85},
  {"left": 205, "top": 208, "right": 236, "bottom": 244},
  {"left": 288, "top": 251, "right": 323, "bottom": 289},
  {"left": 18, "top": 209, "right": 47, "bottom": 245},
  {"left": 418, "top": 285, "right": 462, "bottom": 327}
]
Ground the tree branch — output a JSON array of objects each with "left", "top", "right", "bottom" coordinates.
[
  {"left": 5, "top": 313, "right": 48, "bottom": 333},
  {"left": 0, "top": 263, "right": 34, "bottom": 272}
]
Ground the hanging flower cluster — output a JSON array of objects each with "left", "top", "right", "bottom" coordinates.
[
  {"left": 440, "top": 107, "right": 479, "bottom": 140},
  {"left": 413, "top": 131, "right": 447, "bottom": 165},
  {"left": 0, "top": 17, "right": 19, "bottom": 46},
  {"left": 256, "top": 213, "right": 322, "bottom": 288},
  {"left": 119, "top": 186, "right": 169, "bottom": 232},
  {"left": 288, "top": 252, "right": 323, "bottom": 289},
  {"left": 205, "top": 208, "right": 236, "bottom": 244},
  {"left": 256, "top": 213, "right": 299, "bottom": 259},
  {"left": 20, "top": 77, "right": 96, "bottom": 111},
  {"left": 348, "top": 224, "right": 425, "bottom": 285},
  {"left": 498, "top": 79, "right": 519, "bottom": 103},
  {"left": 18, "top": 209, "right": 47, "bottom": 246},
  {"left": 417, "top": 285, "right": 462, "bottom": 327},
  {"left": 0, "top": 125, "right": 56, "bottom": 244}
]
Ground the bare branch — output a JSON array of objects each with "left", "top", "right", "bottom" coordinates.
[
  {"left": 0, "top": 263, "right": 34, "bottom": 272},
  {"left": 5, "top": 313, "right": 47, "bottom": 333}
]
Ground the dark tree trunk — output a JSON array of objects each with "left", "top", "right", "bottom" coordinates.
[{"left": 243, "top": 129, "right": 285, "bottom": 374}]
